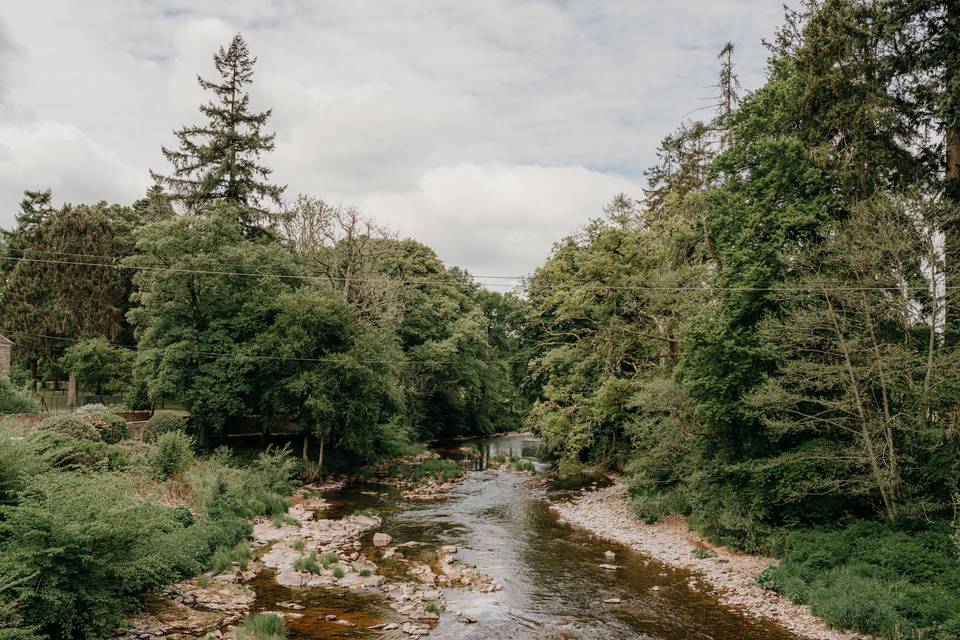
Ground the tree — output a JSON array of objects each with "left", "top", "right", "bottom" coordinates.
[
  {"left": 128, "top": 203, "right": 300, "bottom": 441},
  {"left": 256, "top": 288, "right": 405, "bottom": 467},
  {"left": 1, "top": 204, "right": 132, "bottom": 405},
  {"left": 151, "top": 34, "right": 284, "bottom": 223},
  {"left": 59, "top": 338, "right": 133, "bottom": 396}
]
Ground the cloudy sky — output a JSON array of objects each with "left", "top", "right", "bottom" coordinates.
[{"left": 0, "top": 1, "right": 787, "bottom": 280}]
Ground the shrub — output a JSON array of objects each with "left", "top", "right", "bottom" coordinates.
[
  {"left": 692, "top": 547, "right": 717, "bottom": 559},
  {"left": 396, "top": 459, "right": 464, "bottom": 483},
  {"left": 0, "top": 472, "right": 209, "bottom": 639},
  {"left": 37, "top": 415, "right": 102, "bottom": 441},
  {"left": 142, "top": 414, "right": 187, "bottom": 443},
  {"left": 150, "top": 431, "right": 194, "bottom": 478},
  {"left": 209, "top": 545, "right": 235, "bottom": 574},
  {"left": 291, "top": 539, "right": 305, "bottom": 552},
  {"left": 331, "top": 565, "right": 345, "bottom": 579},
  {"left": 78, "top": 411, "right": 129, "bottom": 444},
  {"left": 294, "top": 552, "right": 320, "bottom": 574},
  {"left": 0, "top": 378, "right": 38, "bottom": 414},
  {"left": 757, "top": 521, "right": 960, "bottom": 637},
  {"left": 235, "top": 613, "right": 287, "bottom": 640},
  {"left": 358, "top": 568, "right": 372, "bottom": 577},
  {"left": 319, "top": 552, "right": 340, "bottom": 568},
  {"left": 424, "top": 600, "right": 441, "bottom": 614},
  {"left": 271, "top": 513, "right": 298, "bottom": 528},
  {"left": 76, "top": 403, "right": 109, "bottom": 414}
]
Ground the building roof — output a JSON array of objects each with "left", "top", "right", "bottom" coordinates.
[{"left": 0, "top": 334, "right": 12, "bottom": 346}]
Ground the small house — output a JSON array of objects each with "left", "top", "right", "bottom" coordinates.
[{"left": 0, "top": 334, "right": 11, "bottom": 380}]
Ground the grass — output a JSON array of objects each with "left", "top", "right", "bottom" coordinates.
[
  {"left": 209, "top": 545, "right": 235, "bottom": 574},
  {"left": 358, "top": 568, "right": 372, "bottom": 577},
  {"left": 757, "top": 520, "right": 960, "bottom": 638},
  {"left": 270, "top": 513, "right": 299, "bottom": 528},
  {"left": 319, "top": 552, "right": 340, "bottom": 568},
  {"left": 424, "top": 600, "right": 441, "bottom": 614},
  {"left": 331, "top": 565, "right": 345, "bottom": 579},
  {"left": 293, "top": 552, "right": 321, "bottom": 574},
  {"left": 352, "top": 507, "right": 379, "bottom": 517},
  {"left": 291, "top": 538, "right": 305, "bottom": 552},
  {"left": 395, "top": 458, "right": 465, "bottom": 483},
  {"left": 196, "top": 575, "right": 210, "bottom": 588},
  {"left": 692, "top": 547, "right": 717, "bottom": 559},
  {"left": 509, "top": 460, "right": 535, "bottom": 472},
  {"left": 235, "top": 613, "right": 287, "bottom": 640}
]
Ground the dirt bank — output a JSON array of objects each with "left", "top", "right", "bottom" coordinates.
[{"left": 549, "top": 482, "right": 869, "bottom": 640}]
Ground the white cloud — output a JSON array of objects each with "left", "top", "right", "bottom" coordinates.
[
  {"left": 360, "top": 163, "right": 640, "bottom": 279},
  {"left": 0, "top": 0, "right": 790, "bottom": 276}
]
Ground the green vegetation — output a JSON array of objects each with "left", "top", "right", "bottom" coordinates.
[
  {"left": 235, "top": 613, "right": 287, "bottom": 640},
  {"left": 0, "top": 424, "right": 298, "bottom": 639},
  {"left": 424, "top": 600, "right": 442, "bottom": 614},
  {"left": 331, "top": 565, "right": 345, "bottom": 579},
  {"left": 692, "top": 548, "right": 716, "bottom": 560},
  {"left": 319, "top": 552, "right": 340, "bottom": 568},
  {"left": 758, "top": 522, "right": 960, "bottom": 638},
  {"left": 37, "top": 415, "right": 102, "bottom": 441},
  {"left": 358, "top": 568, "right": 372, "bottom": 577},
  {"left": 395, "top": 459, "right": 465, "bottom": 483},
  {"left": 149, "top": 431, "right": 194, "bottom": 479},
  {"left": 509, "top": 460, "right": 535, "bottom": 472},
  {"left": 76, "top": 410, "right": 129, "bottom": 444},
  {"left": 141, "top": 414, "right": 187, "bottom": 443},
  {"left": 0, "top": 378, "right": 38, "bottom": 414},
  {"left": 294, "top": 552, "right": 321, "bottom": 574},
  {"left": 291, "top": 538, "right": 305, "bottom": 552}
]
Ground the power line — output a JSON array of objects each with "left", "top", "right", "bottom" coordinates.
[
  {"left": 0, "top": 329, "right": 534, "bottom": 366},
  {"left": 0, "top": 252, "right": 949, "bottom": 293}
]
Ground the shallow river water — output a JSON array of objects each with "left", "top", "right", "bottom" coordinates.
[{"left": 251, "top": 433, "right": 800, "bottom": 639}]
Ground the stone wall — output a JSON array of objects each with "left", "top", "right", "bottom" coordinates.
[{"left": 0, "top": 342, "right": 10, "bottom": 380}]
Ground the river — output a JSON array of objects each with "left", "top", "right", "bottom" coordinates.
[{"left": 250, "top": 433, "right": 801, "bottom": 639}]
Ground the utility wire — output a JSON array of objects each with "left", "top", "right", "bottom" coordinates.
[{"left": 0, "top": 253, "right": 948, "bottom": 293}]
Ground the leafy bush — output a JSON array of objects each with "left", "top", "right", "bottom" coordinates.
[
  {"left": 76, "top": 403, "right": 109, "bottom": 413},
  {"left": 294, "top": 552, "right": 320, "bottom": 574},
  {"left": 235, "top": 613, "right": 286, "bottom": 640},
  {"left": 142, "top": 414, "right": 187, "bottom": 443},
  {"left": 78, "top": 411, "right": 129, "bottom": 444},
  {"left": 209, "top": 545, "right": 235, "bottom": 574},
  {"left": 37, "top": 415, "right": 101, "bottom": 441},
  {"left": 0, "top": 472, "right": 207, "bottom": 639},
  {"left": 0, "top": 378, "right": 39, "bottom": 414},
  {"left": 396, "top": 459, "right": 464, "bottom": 482},
  {"left": 150, "top": 431, "right": 194, "bottom": 478},
  {"left": 757, "top": 520, "right": 960, "bottom": 637}
]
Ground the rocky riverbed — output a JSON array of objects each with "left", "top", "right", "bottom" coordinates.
[
  {"left": 120, "top": 471, "right": 500, "bottom": 640},
  {"left": 550, "top": 482, "right": 871, "bottom": 640}
]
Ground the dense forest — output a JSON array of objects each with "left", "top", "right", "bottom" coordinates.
[{"left": 3, "top": 1, "right": 960, "bottom": 639}]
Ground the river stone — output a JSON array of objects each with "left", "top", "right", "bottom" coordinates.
[
  {"left": 598, "top": 563, "right": 622, "bottom": 571},
  {"left": 373, "top": 532, "right": 393, "bottom": 547},
  {"left": 603, "top": 550, "right": 616, "bottom": 559},
  {"left": 604, "top": 597, "right": 622, "bottom": 604}
]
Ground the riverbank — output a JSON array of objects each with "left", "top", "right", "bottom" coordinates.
[{"left": 549, "top": 482, "right": 869, "bottom": 640}]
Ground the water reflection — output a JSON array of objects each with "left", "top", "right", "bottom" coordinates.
[{"left": 255, "top": 434, "right": 800, "bottom": 639}]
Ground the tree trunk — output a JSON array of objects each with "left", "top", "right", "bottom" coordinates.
[
  {"left": 302, "top": 431, "right": 310, "bottom": 461},
  {"left": 30, "top": 359, "right": 37, "bottom": 392},
  {"left": 945, "top": 4, "right": 960, "bottom": 341},
  {"left": 317, "top": 435, "right": 325, "bottom": 471},
  {"left": 67, "top": 373, "right": 78, "bottom": 408}
]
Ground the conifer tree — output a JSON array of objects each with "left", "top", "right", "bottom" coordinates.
[{"left": 151, "top": 34, "right": 284, "bottom": 220}]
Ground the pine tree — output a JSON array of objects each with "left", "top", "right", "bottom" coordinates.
[{"left": 151, "top": 34, "right": 284, "bottom": 220}]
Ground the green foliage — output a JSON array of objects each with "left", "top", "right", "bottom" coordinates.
[
  {"left": 692, "top": 548, "right": 717, "bottom": 559},
  {"left": 358, "top": 568, "right": 372, "bottom": 577},
  {"left": 141, "top": 414, "right": 187, "bottom": 443},
  {"left": 37, "top": 415, "right": 101, "bottom": 441},
  {"left": 77, "top": 411, "right": 129, "bottom": 444},
  {"left": 293, "top": 552, "right": 320, "bottom": 574},
  {"left": 209, "top": 545, "right": 235, "bottom": 574},
  {"left": 150, "top": 431, "right": 194, "bottom": 478},
  {"left": 235, "top": 613, "right": 287, "bottom": 640},
  {"left": 331, "top": 565, "right": 345, "bottom": 579},
  {"left": 319, "top": 552, "right": 339, "bottom": 568},
  {"left": 0, "top": 378, "right": 38, "bottom": 414},
  {"left": 424, "top": 600, "right": 441, "bottom": 614},
  {"left": 291, "top": 539, "right": 305, "bottom": 552},
  {"left": 757, "top": 521, "right": 960, "bottom": 637},
  {"left": 395, "top": 459, "right": 464, "bottom": 482},
  {"left": 60, "top": 338, "right": 133, "bottom": 396}
]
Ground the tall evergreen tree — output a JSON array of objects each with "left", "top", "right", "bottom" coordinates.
[{"left": 151, "top": 34, "right": 284, "bottom": 221}]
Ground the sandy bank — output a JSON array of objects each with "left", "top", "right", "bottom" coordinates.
[{"left": 550, "top": 482, "right": 870, "bottom": 640}]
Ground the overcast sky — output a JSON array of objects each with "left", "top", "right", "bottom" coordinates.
[{"left": 0, "top": 1, "right": 788, "bottom": 280}]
